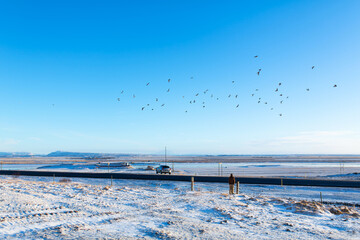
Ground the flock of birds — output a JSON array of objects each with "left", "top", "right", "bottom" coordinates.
[{"left": 117, "top": 56, "right": 338, "bottom": 117}]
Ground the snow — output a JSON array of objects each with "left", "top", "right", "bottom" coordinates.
[{"left": 1, "top": 176, "right": 359, "bottom": 239}]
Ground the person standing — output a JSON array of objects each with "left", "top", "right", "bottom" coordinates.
[{"left": 228, "top": 173, "right": 235, "bottom": 194}]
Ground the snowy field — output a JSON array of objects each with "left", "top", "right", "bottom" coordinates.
[
  {"left": 3, "top": 161, "right": 360, "bottom": 179},
  {"left": 0, "top": 175, "right": 360, "bottom": 239}
]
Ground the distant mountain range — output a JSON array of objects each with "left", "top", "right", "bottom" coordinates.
[
  {"left": 46, "top": 151, "right": 134, "bottom": 158},
  {"left": 0, "top": 152, "right": 33, "bottom": 157},
  {"left": 0, "top": 151, "right": 136, "bottom": 158}
]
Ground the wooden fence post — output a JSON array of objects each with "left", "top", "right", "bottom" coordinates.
[
  {"left": 191, "top": 177, "right": 194, "bottom": 191},
  {"left": 236, "top": 181, "right": 239, "bottom": 194}
]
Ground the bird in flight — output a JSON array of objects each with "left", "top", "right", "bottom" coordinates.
[
  {"left": 121, "top": 90, "right": 124, "bottom": 94},
  {"left": 255, "top": 89, "right": 259, "bottom": 91},
  {"left": 168, "top": 79, "right": 171, "bottom": 83},
  {"left": 146, "top": 82, "right": 150, "bottom": 86},
  {"left": 156, "top": 98, "right": 158, "bottom": 102},
  {"left": 306, "top": 88, "right": 310, "bottom": 91},
  {"left": 333, "top": 84, "right": 337, "bottom": 87},
  {"left": 280, "top": 94, "right": 283, "bottom": 96},
  {"left": 232, "top": 81, "right": 235, "bottom": 83},
  {"left": 235, "top": 95, "right": 238, "bottom": 98},
  {"left": 279, "top": 83, "right": 282, "bottom": 86},
  {"left": 236, "top": 104, "right": 239, "bottom": 108},
  {"left": 254, "top": 55, "right": 258, "bottom": 58},
  {"left": 275, "top": 88, "right": 278, "bottom": 92},
  {"left": 117, "top": 98, "right": 120, "bottom": 101},
  {"left": 251, "top": 94, "right": 254, "bottom": 96},
  {"left": 228, "top": 94, "right": 231, "bottom": 98},
  {"left": 312, "top": 66, "right": 315, "bottom": 69},
  {"left": 279, "top": 114, "right": 282, "bottom": 116},
  {"left": 257, "top": 69, "right": 262, "bottom": 75},
  {"left": 161, "top": 104, "right": 165, "bottom": 107},
  {"left": 190, "top": 76, "right": 194, "bottom": 79},
  {"left": 133, "top": 94, "right": 136, "bottom": 98},
  {"left": 280, "top": 100, "right": 283, "bottom": 104},
  {"left": 195, "top": 93, "right": 199, "bottom": 96},
  {"left": 141, "top": 107, "right": 145, "bottom": 110},
  {"left": 167, "top": 89, "right": 170, "bottom": 92}
]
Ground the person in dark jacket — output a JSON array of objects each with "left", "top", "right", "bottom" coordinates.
[{"left": 229, "top": 173, "right": 235, "bottom": 194}]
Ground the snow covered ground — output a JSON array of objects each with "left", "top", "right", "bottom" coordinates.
[
  {"left": 1, "top": 176, "right": 359, "bottom": 239},
  {"left": 5, "top": 161, "right": 360, "bottom": 179}
]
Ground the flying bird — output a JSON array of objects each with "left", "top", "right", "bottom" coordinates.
[
  {"left": 232, "top": 81, "right": 235, "bottom": 83},
  {"left": 236, "top": 104, "right": 239, "bottom": 108},
  {"left": 146, "top": 82, "right": 150, "bottom": 86},
  {"left": 280, "top": 94, "right": 283, "bottom": 96},
  {"left": 190, "top": 76, "right": 194, "bottom": 79},
  {"left": 279, "top": 83, "right": 282, "bottom": 86},
  {"left": 121, "top": 90, "right": 124, "bottom": 94},
  {"left": 161, "top": 104, "right": 165, "bottom": 107},
  {"left": 280, "top": 101, "right": 283, "bottom": 104},
  {"left": 333, "top": 84, "right": 337, "bottom": 87},
  {"left": 251, "top": 94, "right": 254, "bottom": 96},
  {"left": 279, "top": 114, "right": 282, "bottom": 116},
  {"left": 168, "top": 79, "right": 171, "bottom": 83},
  {"left": 275, "top": 88, "right": 278, "bottom": 92},
  {"left": 195, "top": 93, "right": 199, "bottom": 96},
  {"left": 156, "top": 98, "right": 158, "bottom": 102},
  {"left": 255, "top": 89, "right": 259, "bottom": 91},
  {"left": 235, "top": 95, "right": 238, "bottom": 98},
  {"left": 141, "top": 107, "right": 145, "bottom": 110},
  {"left": 306, "top": 88, "right": 310, "bottom": 91},
  {"left": 133, "top": 94, "right": 136, "bottom": 98},
  {"left": 228, "top": 94, "right": 231, "bottom": 98},
  {"left": 167, "top": 89, "right": 170, "bottom": 92},
  {"left": 254, "top": 55, "right": 258, "bottom": 58},
  {"left": 117, "top": 98, "right": 120, "bottom": 101},
  {"left": 312, "top": 66, "right": 315, "bottom": 69}
]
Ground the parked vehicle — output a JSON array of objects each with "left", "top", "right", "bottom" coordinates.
[{"left": 156, "top": 165, "right": 172, "bottom": 174}]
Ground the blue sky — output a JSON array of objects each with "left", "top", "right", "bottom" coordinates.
[{"left": 1, "top": 0, "right": 360, "bottom": 154}]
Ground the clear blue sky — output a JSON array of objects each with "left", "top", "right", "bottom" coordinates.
[{"left": 1, "top": 0, "right": 360, "bottom": 154}]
